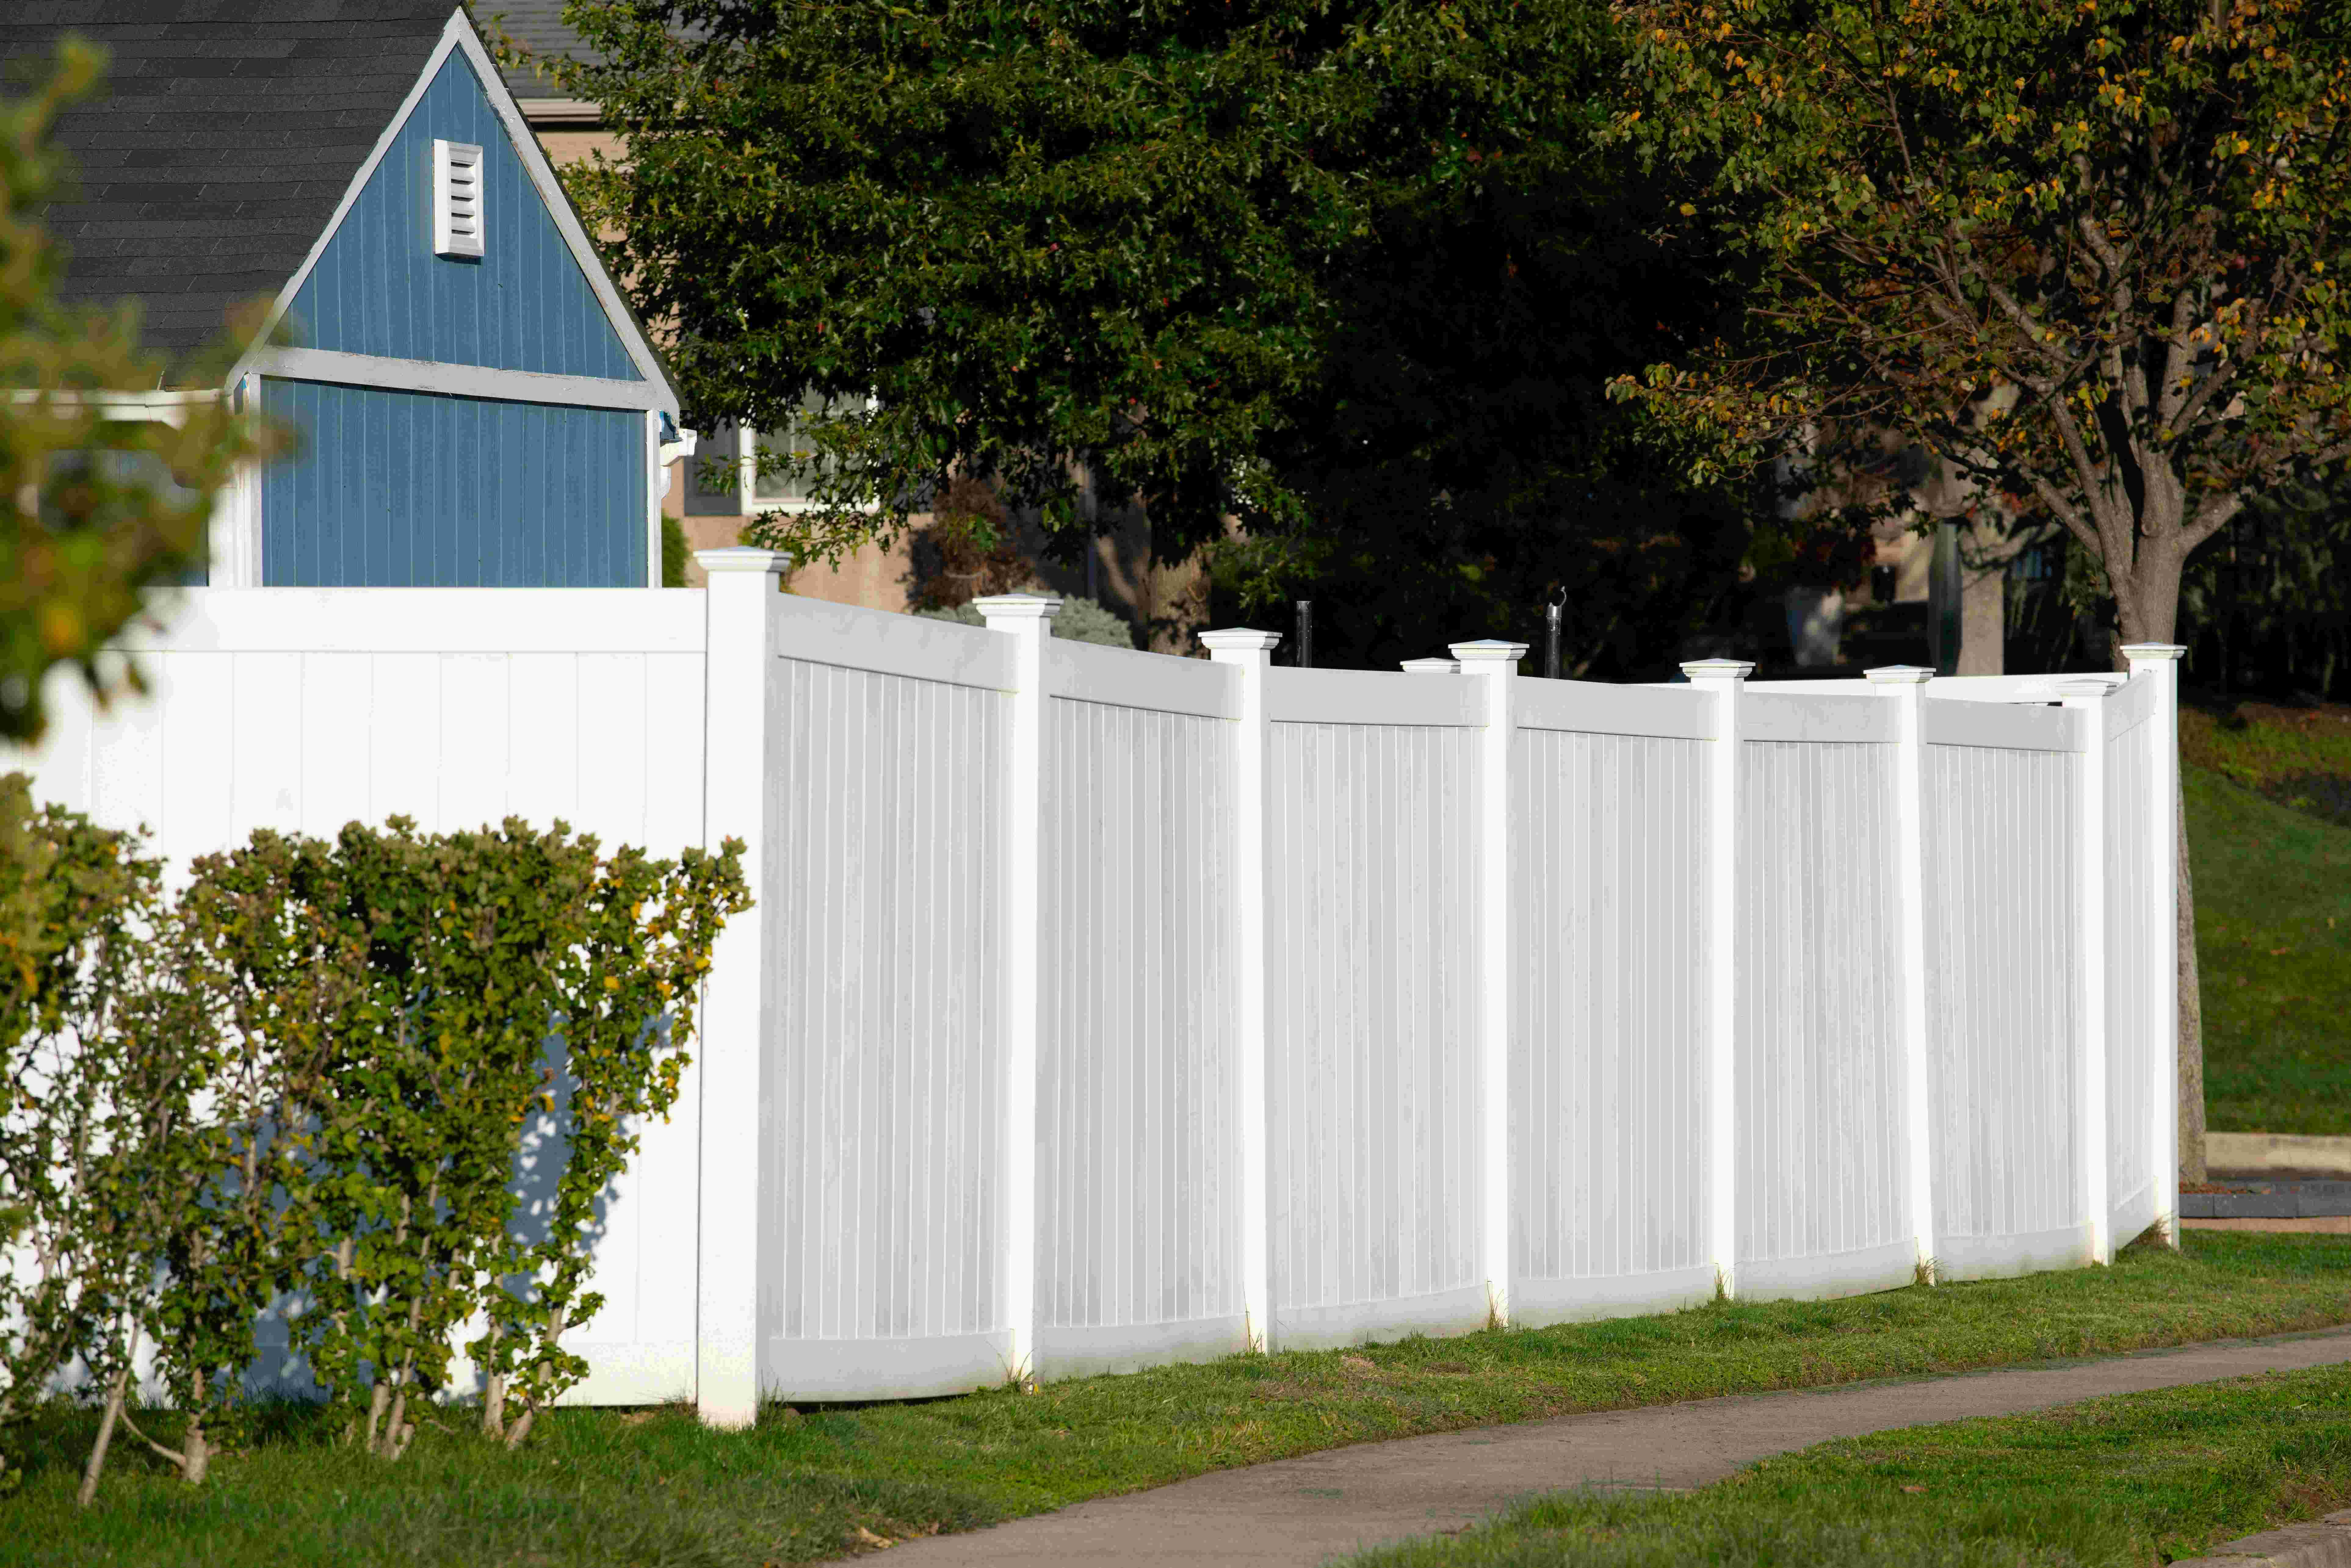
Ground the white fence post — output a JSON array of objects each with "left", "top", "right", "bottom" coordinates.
[
  {"left": 1682, "top": 657, "right": 1753, "bottom": 1299},
  {"left": 1452, "top": 639, "right": 1525, "bottom": 1326},
  {"left": 2122, "top": 643, "right": 2186, "bottom": 1244},
  {"left": 1867, "top": 665, "right": 1938, "bottom": 1283},
  {"left": 978, "top": 593, "right": 1061, "bottom": 1383},
  {"left": 2059, "top": 677, "right": 2114, "bottom": 1266},
  {"left": 694, "top": 546, "right": 788, "bottom": 1427},
  {"left": 1203, "top": 629, "right": 1283, "bottom": 1351}
]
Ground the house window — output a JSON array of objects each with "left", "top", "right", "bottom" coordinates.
[{"left": 682, "top": 392, "right": 854, "bottom": 517}]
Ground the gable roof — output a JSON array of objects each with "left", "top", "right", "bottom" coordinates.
[
  {"left": 228, "top": 9, "right": 678, "bottom": 407},
  {"left": 6, "top": 2, "right": 678, "bottom": 410},
  {"left": 2, "top": 0, "right": 453, "bottom": 364}
]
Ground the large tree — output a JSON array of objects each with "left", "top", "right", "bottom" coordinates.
[
  {"left": 2, "top": 41, "right": 260, "bottom": 741},
  {"left": 547, "top": 0, "right": 1747, "bottom": 665},
  {"left": 1612, "top": 0, "right": 2351, "bottom": 1181},
  {"left": 1614, "top": 0, "right": 2351, "bottom": 656}
]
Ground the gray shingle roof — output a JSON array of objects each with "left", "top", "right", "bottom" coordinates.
[
  {"left": 2, "top": 0, "right": 456, "bottom": 368},
  {"left": 474, "top": 0, "right": 583, "bottom": 101}
]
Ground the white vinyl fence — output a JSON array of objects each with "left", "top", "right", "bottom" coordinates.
[{"left": 7, "top": 550, "right": 2184, "bottom": 1426}]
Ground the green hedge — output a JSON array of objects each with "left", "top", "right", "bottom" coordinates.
[{"left": 0, "top": 777, "right": 748, "bottom": 1501}]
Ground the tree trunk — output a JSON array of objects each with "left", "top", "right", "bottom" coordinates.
[
  {"left": 78, "top": 1357, "right": 134, "bottom": 1507},
  {"left": 180, "top": 1415, "right": 209, "bottom": 1486}
]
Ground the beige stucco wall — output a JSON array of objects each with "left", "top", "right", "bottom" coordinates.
[{"left": 534, "top": 128, "right": 625, "bottom": 170}]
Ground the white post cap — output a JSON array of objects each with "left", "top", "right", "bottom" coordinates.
[
  {"left": 1680, "top": 657, "right": 1756, "bottom": 681},
  {"left": 1450, "top": 639, "right": 1530, "bottom": 664},
  {"left": 2055, "top": 676, "right": 2115, "bottom": 701},
  {"left": 974, "top": 592, "right": 1062, "bottom": 620},
  {"left": 2119, "top": 643, "right": 2188, "bottom": 661},
  {"left": 696, "top": 546, "right": 790, "bottom": 575},
  {"left": 1200, "top": 629, "right": 1283, "bottom": 653},
  {"left": 1865, "top": 665, "right": 1936, "bottom": 685},
  {"left": 1401, "top": 657, "right": 1462, "bottom": 675}
]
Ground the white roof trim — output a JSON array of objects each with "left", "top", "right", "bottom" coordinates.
[
  {"left": 519, "top": 97, "right": 604, "bottom": 124},
  {"left": 226, "top": 8, "right": 678, "bottom": 411},
  {"left": 246, "top": 346, "right": 670, "bottom": 411}
]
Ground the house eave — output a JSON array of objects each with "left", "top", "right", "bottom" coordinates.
[{"left": 519, "top": 97, "right": 603, "bottom": 126}]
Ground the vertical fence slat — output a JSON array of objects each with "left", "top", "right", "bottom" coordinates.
[
  {"left": 1453, "top": 639, "right": 1524, "bottom": 1324},
  {"left": 1205, "top": 631, "right": 1282, "bottom": 1350},
  {"left": 694, "top": 546, "right": 788, "bottom": 1428},
  {"left": 2122, "top": 645, "right": 2186, "bottom": 1240},
  {"left": 1867, "top": 666, "right": 1937, "bottom": 1280},
  {"left": 2060, "top": 678, "right": 2114, "bottom": 1266},
  {"left": 976, "top": 596, "right": 1058, "bottom": 1383},
  {"left": 1682, "top": 658, "right": 1751, "bottom": 1298}
]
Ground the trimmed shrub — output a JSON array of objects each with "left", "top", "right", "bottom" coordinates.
[
  {"left": 0, "top": 778, "right": 749, "bottom": 1500},
  {"left": 918, "top": 594, "right": 1138, "bottom": 649}
]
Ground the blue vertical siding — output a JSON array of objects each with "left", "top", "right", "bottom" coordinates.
[
  {"left": 280, "top": 52, "right": 641, "bottom": 381},
  {"left": 261, "top": 378, "right": 646, "bottom": 587}
]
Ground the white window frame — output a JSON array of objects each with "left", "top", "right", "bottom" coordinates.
[{"left": 684, "top": 395, "right": 878, "bottom": 518}]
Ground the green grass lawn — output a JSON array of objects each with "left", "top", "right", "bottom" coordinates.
[
  {"left": 1341, "top": 1358, "right": 2351, "bottom": 1567},
  {"left": 6, "top": 1233, "right": 2351, "bottom": 1565},
  {"left": 2183, "top": 701, "right": 2351, "bottom": 1137}
]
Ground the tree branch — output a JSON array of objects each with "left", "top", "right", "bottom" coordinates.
[{"left": 2182, "top": 489, "right": 2242, "bottom": 549}]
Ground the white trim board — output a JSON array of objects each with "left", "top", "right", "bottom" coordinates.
[
  {"left": 248, "top": 348, "right": 671, "bottom": 412},
  {"left": 226, "top": 8, "right": 679, "bottom": 412}
]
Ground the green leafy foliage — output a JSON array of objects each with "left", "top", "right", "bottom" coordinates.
[
  {"left": 189, "top": 825, "right": 610, "bottom": 1463},
  {"left": 2, "top": 43, "right": 264, "bottom": 741},
  {"left": 473, "top": 831, "right": 749, "bottom": 1448},
  {"left": 0, "top": 777, "right": 172, "bottom": 1492},
  {"left": 1613, "top": 0, "right": 2351, "bottom": 655},
  {"left": 542, "top": 0, "right": 1748, "bottom": 672},
  {"left": 0, "top": 782, "right": 748, "bottom": 1502}
]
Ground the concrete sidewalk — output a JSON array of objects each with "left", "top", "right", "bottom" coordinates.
[{"left": 884, "top": 1327, "right": 2351, "bottom": 1566}]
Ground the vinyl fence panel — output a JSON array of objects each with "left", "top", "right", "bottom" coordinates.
[
  {"left": 1509, "top": 714, "right": 1716, "bottom": 1321},
  {"left": 760, "top": 621, "right": 1012, "bottom": 1398},
  {"left": 1036, "top": 645, "right": 1248, "bottom": 1375},
  {"left": 12, "top": 573, "right": 2189, "bottom": 1415},
  {"left": 1921, "top": 723, "right": 2089, "bottom": 1280},
  {"left": 1735, "top": 706, "right": 1915, "bottom": 1299},
  {"left": 1264, "top": 701, "right": 1487, "bottom": 1348}
]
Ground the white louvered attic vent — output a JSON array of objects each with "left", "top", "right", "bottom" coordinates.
[{"left": 432, "top": 139, "right": 485, "bottom": 258}]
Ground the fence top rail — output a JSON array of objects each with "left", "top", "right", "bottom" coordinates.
[
  {"left": 1516, "top": 678, "right": 1716, "bottom": 741},
  {"left": 1047, "top": 638, "right": 1239, "bottom": 721},
  {"left": 2106, "top": 670, "right": 2158, "bottom": 740},
  {"left": 770, "top": 594, "right": 1014, "bottom": 693},
  {"left": 118, "top": 587, "right": 710, "bottom": 655},
  {"left": 1922, "top": 696, "right": 2080, "bottom": 753},
  {"left": 1920, "top": 672, "right": 2127, "bottom": 704},
  {"left": 1267, "top": 665, "right": 1482, "bottom": 727},
  {"left": 1743, "top": 689, "right": 1902, "bottom": 744}
]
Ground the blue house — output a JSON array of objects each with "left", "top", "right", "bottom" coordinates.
[{"left": 7, "top": 1, "right": 683, "bottom": 587}]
